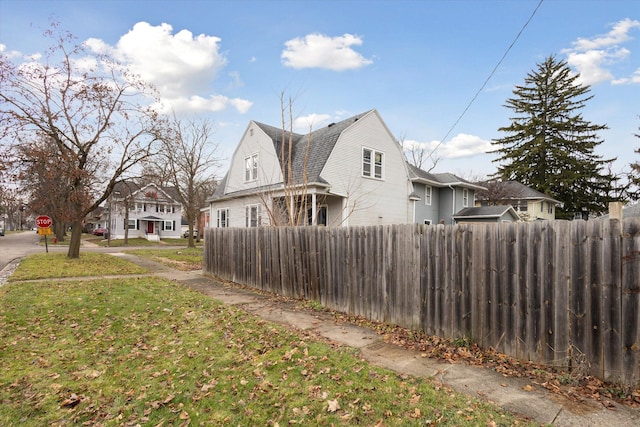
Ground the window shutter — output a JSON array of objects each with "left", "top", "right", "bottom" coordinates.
[
  {"left": 136, "top": 219, "right": 140, "bottom": 230},
  {"left": 173, "top": 220, "right": 176, "bottom": 231}
]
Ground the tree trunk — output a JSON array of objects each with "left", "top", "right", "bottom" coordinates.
[
  {"left": 54, "top": 219, "right": 66, "bottom": 242},
  {"left": 67, "top": 220, "right": 83, "bottom": 258}
]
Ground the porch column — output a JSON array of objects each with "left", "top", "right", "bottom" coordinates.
[
  {"left": 342, "top": 197, "right": 348, "bottom": 227},
  {"left": 311, "top": 193, "right": 317, "bottom": 225}
]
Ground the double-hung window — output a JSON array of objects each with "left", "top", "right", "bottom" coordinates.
[
  {"left": 424, "top": 185, "right": 432, "bottom": 205},
  {"left": 163, "top": 221, "right": 174, "bottom": 231},
  {"left": 245, "top": 204, "right": 261, "bottom": 227},
  {"left": 217, "top": 208, "right": 229, "bottom": 228},
  {"left": 245, "top": 154, "right": 258, "bottom": 182},
  {"left": 362, "top": 148, "right": 384, "bottom": 179},
  {"left": 462, "top": 189, "right": 469, "bottom": 207}
]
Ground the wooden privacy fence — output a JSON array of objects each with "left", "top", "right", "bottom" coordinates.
[{"left": 203, "top": 219, "right": 640, "bottom": 386}]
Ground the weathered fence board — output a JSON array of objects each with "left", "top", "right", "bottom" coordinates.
[{"left": 204, "top": 218, "right": 640, "bottom": 386}]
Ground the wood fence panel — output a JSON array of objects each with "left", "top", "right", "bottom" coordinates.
[
  {"left": 554, "top": 221, "right": 571, "bottom": 368},
  {"left": 603, "top": 220, "right": 623, "bottom": 382},
  {"left": 621, "top": 218, "right": 640, "bottom": 386},
  {"left": 469, "top": 223, "right": 484, "bottom": 345},
  {"left": 570, "top": 221, "right": 589, "bottom": 371},
  {"left": 514, "top": 222, "right": 528, "bottom": 360},
  {"left": 586, "top": 220, "right": 604, "bottom": 379}
]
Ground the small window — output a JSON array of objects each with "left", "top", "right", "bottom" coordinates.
[
  {"left": 245, "top": 154, "right": 258, "bottom": 182},
  {"left": 127, "top": 219, "right": 136, "bottom": 230},
  {"left": 245, "top": 204, "right": 261, "bottom": 227},
  {"left": 163, "top": 221, "right": 174, "bottom": 231},
  {"left": 424, "top": 186, "right": 432, "bottom": 205},
  {"left": 362, "top": 147, "right": 384, "bottom": 179},
  {"left": 217, "top": 208, "right": 229, "bottom": 228},
  {"left": 462, "top": 189, "right": 469, "bottom": 207},
  {"left": 424, "top": 219, "right": 432, "bottom": 225},
  {"left": 317, "top": 206, "right": 328, "bottom": 226}
]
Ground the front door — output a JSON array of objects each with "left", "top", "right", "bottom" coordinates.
[{"left": 147, "top": 221, "right": 154, "bottom": 234}]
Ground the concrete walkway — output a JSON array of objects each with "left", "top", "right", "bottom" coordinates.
[{"left": 3, "top": 249, "right": 640, "bottom": 426}]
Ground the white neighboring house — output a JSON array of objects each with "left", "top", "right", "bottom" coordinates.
[{"left": 107, "top": 182, "right": 182, "bottom": 241}]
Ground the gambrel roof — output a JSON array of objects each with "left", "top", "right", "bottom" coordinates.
[
  {"left": 254, "top": 110, "right": 371, "bottom": 185},
  {"left": 209, "top": 111, "right": 372, "bottom": 202}
]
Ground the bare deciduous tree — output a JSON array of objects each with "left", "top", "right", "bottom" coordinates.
[
  {"left": 160, "top": 115, "right": 221, "bottom": 247},
  {"left": 0, "top": 23, "right": 162, "bottom": 258}
]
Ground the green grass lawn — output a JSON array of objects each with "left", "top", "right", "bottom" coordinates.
[
  {"left": 6, "top": 252, "right": 148, "bottom": 281},
  {"left": 0, "top": 253, "right": 537, "bottom": 426},
  {"left": 125, "top": 247, "right": 203, "bottom": 270}
]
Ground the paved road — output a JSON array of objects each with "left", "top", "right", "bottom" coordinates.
[{"left": 0, "top": 230, "right": 59, "bottom": 269}]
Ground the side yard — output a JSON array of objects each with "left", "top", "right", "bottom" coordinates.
[{"left": 0, "top": 251, "right": 534, "bottom": 426}]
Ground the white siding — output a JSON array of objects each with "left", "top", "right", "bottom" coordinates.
[
  {"left": 225, "top": 122, "right": 283, "bottom": 194},
  {"left": 320, "top": 111, "right": 413, "bottom": 225}
]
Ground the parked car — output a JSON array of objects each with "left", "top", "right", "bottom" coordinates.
[
  {"left": 92, "top": 227, "right": 107, "bottom": 236},
  {"left": 183, "top": 229, "right": 198, "bottom": 238}
]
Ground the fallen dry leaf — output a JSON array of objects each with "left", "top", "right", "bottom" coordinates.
[{"left": 327, "top": 399, "right": 340, "bottom": 412}]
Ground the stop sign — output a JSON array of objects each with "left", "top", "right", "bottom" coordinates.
[{"left": 35, "top": 215, "right": 52, "bottom": 228}]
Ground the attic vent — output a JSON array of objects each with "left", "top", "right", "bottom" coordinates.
[{"left": 327, "top": 122, "right": 335, "bottom": 127}]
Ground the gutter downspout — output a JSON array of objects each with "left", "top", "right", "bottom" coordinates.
[{"left": 449, "top": 185, "right": 456, "bottom": 224}]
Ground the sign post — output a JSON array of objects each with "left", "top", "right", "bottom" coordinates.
[{"left": 35, "top": 215, "right": 53, "bottom": 253}]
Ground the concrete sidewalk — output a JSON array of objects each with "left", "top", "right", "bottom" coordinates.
[{"left": 3, "top": 250, "right": 639, "bottom": 426}]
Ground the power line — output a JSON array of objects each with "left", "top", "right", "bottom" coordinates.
[{"left": 434, "top": 0, "right": 544, "bottom": 151}]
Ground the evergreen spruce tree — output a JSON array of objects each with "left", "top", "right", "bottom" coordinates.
[{"left": 491, "top": 55, "right": 617, "bottom": 219}]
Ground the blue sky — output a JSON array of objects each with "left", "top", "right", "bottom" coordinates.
[{"left": 1, "top": 0, "right": 638, "bottom": 179}]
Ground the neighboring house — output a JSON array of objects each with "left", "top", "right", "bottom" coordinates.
[
  {"left": 107, "top": 182, "right": 182, "bottom": 241},
  {"left": 408, "top": 164, "right": 487, "bottom": 225},
  {"left": 475, "top": 180, "right": 560, "bottom": 221},
  {"left": 206, "top": 109, "right": 487, "bottom": 228},
  {"left": 453, "top": 205, "right": 520, "bottom": 224},
  {"left": 83, "top": 206, "right": 106, "bottom": 233}
]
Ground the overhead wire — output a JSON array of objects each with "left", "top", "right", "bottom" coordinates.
[{"left": 433, "top": 0, "right": 545, "bottom": 152}]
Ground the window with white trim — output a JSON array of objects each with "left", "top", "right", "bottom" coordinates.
[
  {"left": 245, "top": 204, "right": 261, "bottom": 227},
  {"left": 362, "top": 147, "right": 384, "bottom": 179},
  {"left": 245, "top": 154, "right": 258, "bottom": 182},
  {"left": 462, "top": 189, "right": 469, "bottom": 207},
  {"left": 217, "top": 208, "right": 229, "bottom": 228},
  {"left": 127, "top": 219, "right": 137, "bottom": 230},
  {"left": 424, "top": 219, "right": 432, "bottom": 225},
  {"left": 424, "top": 185, "right": 432, "bottom": 205},
  {"left": 163, "top": 221, "right": 174, "bottom": 231}
]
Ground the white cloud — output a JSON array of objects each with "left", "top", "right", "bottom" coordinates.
[
  {"left": 281, "top": 33, "right": 373, "bottom": 71},
  {"left": 562, "top": 18, "right": 640, "bottom": 86},
  {"left": 85, "top": 22, "right": 252, "bottom": 114},
  {"left": 570, "top": 18, "right": 639, "bottom": 51},
  {"left": 612, "top": 68, "right": 640, "bottom": 85},
  {"left": 405, "top": 133, "right": 492, "bottom": 160},
  {"left": 293, "top": 113, "right": 332, "bottom": 132}
]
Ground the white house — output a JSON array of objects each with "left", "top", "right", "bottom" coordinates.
[
  {"left": 206, "top": 109, "right": 486, "bottom": 228},
  {"left": 107, "top": 182, "right": 182, "bottom": 240}
]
